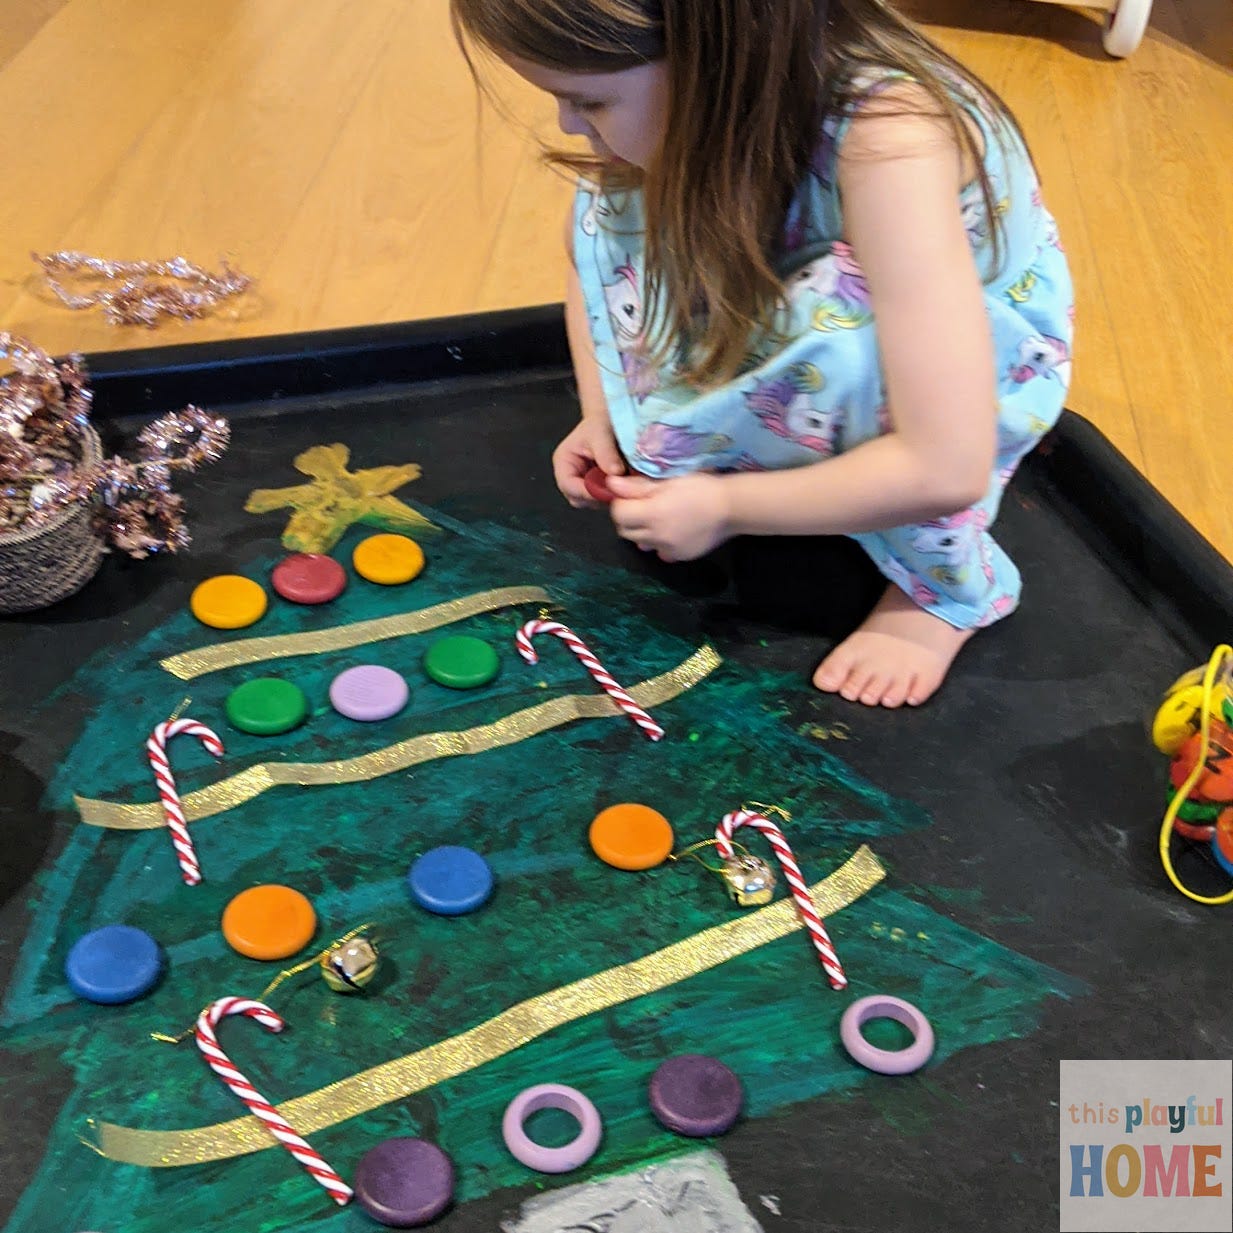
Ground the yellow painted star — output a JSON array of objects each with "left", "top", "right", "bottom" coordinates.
[{"left": 244, "top": 443, "right": 436, "bottom": 553}]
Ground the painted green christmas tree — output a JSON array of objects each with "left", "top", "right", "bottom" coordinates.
[{"left": 1, "top": 505, "right": 1079, "bottom": 1233}]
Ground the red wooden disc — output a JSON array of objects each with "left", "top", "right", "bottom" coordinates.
[
  {"left": 583, "top": 465, "right": 616, "bottom": 504},
  {"left": 271, "top": 554, "right": 347, "bottom": 604}
]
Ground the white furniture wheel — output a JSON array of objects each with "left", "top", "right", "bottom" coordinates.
[{"left": 1102, "top": 0, "right": 1152, "bottom": 57}]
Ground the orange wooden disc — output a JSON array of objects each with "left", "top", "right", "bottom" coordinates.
[
  {"left": 589, "top": 803, "right": 674, "bottom": 871},
  {"left": 1171, "top": 720, "right": 1233, "bottom": 803},
  {"left": 1215, "top": 810, "right": 1233, "bottom": 863},
  {"left": 221, "top": 885, "right": 317, "bottom": 960}
]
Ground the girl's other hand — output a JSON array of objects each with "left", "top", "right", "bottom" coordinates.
[
  {"left": 553, "top": 417, "right": 626, "bottom": 508},
  {"left": 607, "top": 472, "right": 731, "bottom": 562}
]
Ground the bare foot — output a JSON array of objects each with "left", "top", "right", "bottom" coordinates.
[{"left": 812, "top": 584, "right": 975, "bottom": 707}]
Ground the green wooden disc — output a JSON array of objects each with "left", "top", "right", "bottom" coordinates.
[
  {"left": 423, "top": 636, "right": 500, "bottom": 690},
  {"left": 224, "top": 678, "right": 309, "bottom": 735}
]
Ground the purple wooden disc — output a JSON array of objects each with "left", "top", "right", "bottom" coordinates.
[
  {"left": 353, "top": 1137, "right": 454, "bottom": 1227},
  {"left": 648, "top": 1054, "right": 743, "bottom": 1137},
  {"left": 329, "top": 664, "right": 409, "bottom": 722}
]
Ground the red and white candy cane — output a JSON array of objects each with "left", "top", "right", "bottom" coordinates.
[
  {"left": 195, "top": 997, "right": 353, "bottom": 1206},
  {"left": 146, "top": 717, "right": 223, "bottom": 885},
  {"left": 715, "top": 809, "right": 848, "bottom": 990},
  {"left": 516, "top": 619, "right": 664, "bottom": 742}
]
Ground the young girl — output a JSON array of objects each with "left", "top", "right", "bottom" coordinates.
[{"left": 451, "top": 0, "right": 1073, "bottom": 708}]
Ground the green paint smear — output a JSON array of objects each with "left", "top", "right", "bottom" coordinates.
[{"left": 1, "top": 515, "right": 1083, "bottom": 1233}]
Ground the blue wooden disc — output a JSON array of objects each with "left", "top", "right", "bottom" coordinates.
[
  {"left": 407, "top": 846, "right": 494, "bottom": 916},
  {"left": 65, "top": 925, "right": 163, "bottom": 1005}
]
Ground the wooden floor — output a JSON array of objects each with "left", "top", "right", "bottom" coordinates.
[{"left": 2, "top": 0, "right": 1230, "bottom": 558}]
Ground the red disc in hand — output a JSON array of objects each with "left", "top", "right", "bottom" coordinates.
[{"left": 583, "top": 465, "right": 616, "bottom": 504}]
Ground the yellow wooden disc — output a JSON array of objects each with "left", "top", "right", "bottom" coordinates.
[
  {"left": 352, "top": 534, "right": 425, "bottom": 585},
  {"left": 190, "top": 575, "right": 269, "bottom": 630}
]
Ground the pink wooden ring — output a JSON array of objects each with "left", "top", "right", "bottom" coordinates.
[
  {"left": 502, "top": 1083, "right": 602, "bottom": 1173},
  {"left": 840, "top": 995, "right": 935, "bottom": 1075}
]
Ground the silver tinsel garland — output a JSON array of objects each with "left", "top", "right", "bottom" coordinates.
[{"left": 1, "top": 332, "right": 229, "bottom": 557}]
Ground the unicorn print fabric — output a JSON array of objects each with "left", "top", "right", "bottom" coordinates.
[{"left": 572, "top": 71, "right": 1074, "bottom": 631}]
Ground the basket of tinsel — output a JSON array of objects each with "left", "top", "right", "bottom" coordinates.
[{"left": 0, "top": 333, "right": 229, "bottom": 614}]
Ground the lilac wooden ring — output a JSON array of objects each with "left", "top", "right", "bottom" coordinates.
[
  {"left": 840, "top": 995, "right": 935, "bottom": 1075},
  {"left": 502, "top": 1083, "right": 602, "bottom": 1173}
]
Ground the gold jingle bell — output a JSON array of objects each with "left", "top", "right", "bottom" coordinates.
[
  {"left": 721, "top": 854, "right": 776, "bottom": 907},
  {"left": 321, "top": 936, "right": 379, "bottom": 993}
]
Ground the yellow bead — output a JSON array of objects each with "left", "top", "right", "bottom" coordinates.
[
  {"left": 1152, "top": 669, "right": 1233, "bottom": 756},
  {"left": 352, "top": 534, "right": 425, "bottom": 585},
  {"left": 1152, "top": 687, "right": 1204, "bottom": 756}
]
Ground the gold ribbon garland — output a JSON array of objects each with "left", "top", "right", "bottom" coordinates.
[
  {"left": 159, "top": 585, "right": 553, "bottom": 681},
  {"left": 91, "top": 845, "right": 885, "bottom": 1167},
  {"left": 76, "top": 645, "right": 722, "bottom": 829}
]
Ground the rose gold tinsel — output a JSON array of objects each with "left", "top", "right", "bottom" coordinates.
[
  {"left": 1, "top": 332, "right": 228, "bottom": 555},
  {"left": 33, "top": 252, "right": 252, "bottom": 328}
]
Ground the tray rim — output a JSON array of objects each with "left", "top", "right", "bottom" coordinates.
[{"left": 78, "top": 305, "right": 1233, "bottom": 648}]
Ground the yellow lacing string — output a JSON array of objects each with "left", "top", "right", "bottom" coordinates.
[
  {"left": 1159, "top": 645, "right": 1233, "bottom": 905},
  {"left": 150, "top": 922, "right": 378, "bottom": 1045}
]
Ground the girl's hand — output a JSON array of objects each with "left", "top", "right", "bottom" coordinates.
[
  {"left": 553, "top": 417, "right": 626, "bottom": 508},
  {"left": 607, "top": 473, "right": 732, "bottom": 562}
]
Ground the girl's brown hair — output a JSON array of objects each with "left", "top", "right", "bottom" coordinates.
[{"left": 451, "top": 0, "right": 1025, "bottom": 389}]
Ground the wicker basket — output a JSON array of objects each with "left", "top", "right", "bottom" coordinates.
[{"left": 0, "top": 424, "right": 106, "bottom": 615}]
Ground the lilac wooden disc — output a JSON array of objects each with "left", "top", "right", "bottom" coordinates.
[
  {"left": 502, "top": 1084, "right": 602, "bottom": 1173},
  {"left": 839, "top": 995, "right": 935, "bottom": 1075},
  {"left": 329, "top": 664, "right": 409, "bottom": 722},
  {"left": 648, "top": 1054, "right": 743, "bottom": 1137},
  {"left": 353, "top": 1137, "right": 454, "bottom": 1227}
]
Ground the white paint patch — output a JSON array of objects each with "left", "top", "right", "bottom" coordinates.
[{"left": 501, "top": 1149, "right": 765, "bottom": 1232}]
